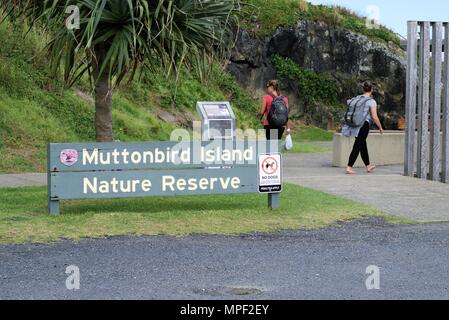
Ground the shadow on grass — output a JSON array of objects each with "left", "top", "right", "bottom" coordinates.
[
  {"left": 60, "top": 193, "right": 264, "bottom": 216},
  {"left": 0, "top": 186, "right": 273, "bottom": 217}
]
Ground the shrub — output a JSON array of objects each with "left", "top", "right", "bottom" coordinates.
[{"left": 271, "top": 55, "right": 338, "bottom": 105}]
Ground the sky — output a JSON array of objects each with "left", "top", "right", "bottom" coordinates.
[{"left": 309, "top": 0, "right": 449, "bottom": 37}]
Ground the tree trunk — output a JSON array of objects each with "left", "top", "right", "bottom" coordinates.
[{"left": 92, "top": 46, "right": 113, "bottom": 142}]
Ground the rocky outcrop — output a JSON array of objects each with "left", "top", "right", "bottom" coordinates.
[{"left": 227, "top": 20, "right": 406, "bottom": 129}]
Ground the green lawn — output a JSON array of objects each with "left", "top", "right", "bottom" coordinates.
[
  {"left": 294, "top": 127, "right": 334, "bottom": 142},
  {"left": 284, "top": 127, "right": 334, "bottom": 154},
  {"left": 0, "top": 183, "right": 408, "bottom": 244}
]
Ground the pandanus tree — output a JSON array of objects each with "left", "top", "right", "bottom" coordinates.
[{"left": 0, "top": 0, "right": 240, "bottom": 141}]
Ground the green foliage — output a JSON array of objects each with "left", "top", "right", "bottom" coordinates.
[
  {"left": 1, "top": 0, "right": 242, "bottom": 142},
  {"left": 272, "top": 54, "right": 337, "bottom": 105},
  {"left": 1, "top": 0, "right": 240, "bottom": 87},
  {"left": 242, "top": 0, "right": 306, "bottom": 36},
  {"left": 242, "top": 0, "right": 401, "bottom": 46},
  {"left": 0, "top": 20, "right": 261, "bottom": 172}
]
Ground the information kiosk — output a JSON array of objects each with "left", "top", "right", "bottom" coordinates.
[{"left": 196, "top": 102, "right": 236, "bottom": 141}]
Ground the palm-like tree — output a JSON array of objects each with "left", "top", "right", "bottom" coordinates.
[{"left": 1, "top": 0, "right": 240, "bottom": 141}]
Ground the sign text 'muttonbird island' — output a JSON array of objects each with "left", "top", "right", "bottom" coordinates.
[
  {"left": 48, "top": 141, "right": 282, "bottom": 214},
  {"left": 81, "top": 145, "right": 255, "bottom": 166}
]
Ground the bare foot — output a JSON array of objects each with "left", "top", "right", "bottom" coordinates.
[
  {"left": 367, "top": 165, "right": 376, "bottom": 173},
  {"left": 345, "top": 167, "right": 356, "bottom": 175}
]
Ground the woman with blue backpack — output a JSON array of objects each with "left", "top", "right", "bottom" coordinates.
[
  {"left": 342, "top": 82, "right": 384, "bottom": 175},
  {"left": 257, "top": 80, "right": 289, "bottom": 140}
]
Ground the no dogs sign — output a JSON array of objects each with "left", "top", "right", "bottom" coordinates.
[{"left": 258, "top": 153, "right": 282, "bottom": 193}]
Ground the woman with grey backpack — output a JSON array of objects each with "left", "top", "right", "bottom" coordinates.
[{"left": 342, "top": 82, "right": 384, "bottom": 175}]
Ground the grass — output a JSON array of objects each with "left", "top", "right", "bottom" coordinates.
[
  {"left": 0, "top": 183, "right": 407, "bottom": 245},
  {"left": 242, "top": 0, "right": 401, "bottom": 46},
  {"left": 285, "top": 142, "right": 329, "bottom": 154},
  {"left": 294, "top": 127, "right": 334, "bottom": 142}
]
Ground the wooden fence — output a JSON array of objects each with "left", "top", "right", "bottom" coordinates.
[{"left": 405, "top": 21, "right": 449, "bottom": 183}]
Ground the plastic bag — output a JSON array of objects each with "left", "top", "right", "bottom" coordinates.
[{"left": 284, "top": 133, "right": 293, "bottom": 151}]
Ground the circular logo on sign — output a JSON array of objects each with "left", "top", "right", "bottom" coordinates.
[
  {"left": 60, "top": 149, "right": 78, "bottom": 166},
  {"left": 261, "top": 157, "right": 278, "bottom": 175}
]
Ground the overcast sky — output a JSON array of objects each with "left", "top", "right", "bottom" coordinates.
[{"left": 309, "top": 0, "right": 449, "bottom": 37}]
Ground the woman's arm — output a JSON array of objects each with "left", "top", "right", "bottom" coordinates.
[
  {"left": 257, "top": 97, "right": 267, "bottom": 121},
  {"left": 370, "top": 104, "right": 384, "bottom": 133}
]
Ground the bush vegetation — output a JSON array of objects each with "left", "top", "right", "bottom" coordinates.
[{"left": 242, "top": 0, "right": 401, "bottom": 45}]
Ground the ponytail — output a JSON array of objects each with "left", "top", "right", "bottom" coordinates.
[{"left": 267, "top": 80, "right": 281, "bottom": 95}]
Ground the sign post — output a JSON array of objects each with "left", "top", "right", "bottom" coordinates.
[
  {"left": 47, "top": 145, "right": 60, "bottom": 215},
  {"left": 268, "top": 193, "right": 280, "bottom": 210},
  {"left": 258, "top": 153, "right": 282, "bottom": 209}
]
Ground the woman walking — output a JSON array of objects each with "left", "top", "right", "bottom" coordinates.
[
  {"left": 343, "top": 82, "right": 384, "bottom": 174},
  {"left": 258, "top": 80, "right": 289, "bottom": 140}
]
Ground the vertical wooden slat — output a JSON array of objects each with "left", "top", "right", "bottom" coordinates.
[
  {"left": 405, "top": 21, "right": 418, "bottom": 177},
  {"left": 443, "top": 23, "right": 449, "bottom": 183},
  {"left": 417, "top": 22, "right": 431, "bottom": 179},
  {"left": 429, "top": 22, "right": 443, "bottom": 181}
]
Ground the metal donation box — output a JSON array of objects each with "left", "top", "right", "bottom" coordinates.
[{"left": 196, "top": 102, "right": 235, "bottom": 141}]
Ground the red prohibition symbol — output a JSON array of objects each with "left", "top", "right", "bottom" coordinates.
[{"left": 261, "top": 156, "right": 278, "bottom": 175}]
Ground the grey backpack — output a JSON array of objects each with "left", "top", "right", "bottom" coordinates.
[{"left": 344, "top": 96, "right": 373, "bottom": 127}]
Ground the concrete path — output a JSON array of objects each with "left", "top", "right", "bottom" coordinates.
[
  {"left": 1, "top": 152, "right": 449, "bottom": 222},
  {"left": 284, "top": 152, "right": 449, "bottom": 222},
  {"left": 0, "top": 173, "right": 46, "bottom": 188}
]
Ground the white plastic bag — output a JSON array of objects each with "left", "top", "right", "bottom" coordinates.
[{"left": 284, "top": 133, "right": 293, "bottom": 151}]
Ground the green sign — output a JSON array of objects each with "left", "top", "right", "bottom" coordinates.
[{"left": 48, "top": 140, "right": 282, "bottom": 215}]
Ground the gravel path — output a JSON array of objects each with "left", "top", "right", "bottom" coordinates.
[{"left": 2, "top": 217, "right": 449, "bottom": 300}]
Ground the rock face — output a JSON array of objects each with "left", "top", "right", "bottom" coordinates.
[{"left": 227, "top": 20, "right": 406, "bottom": 129}]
